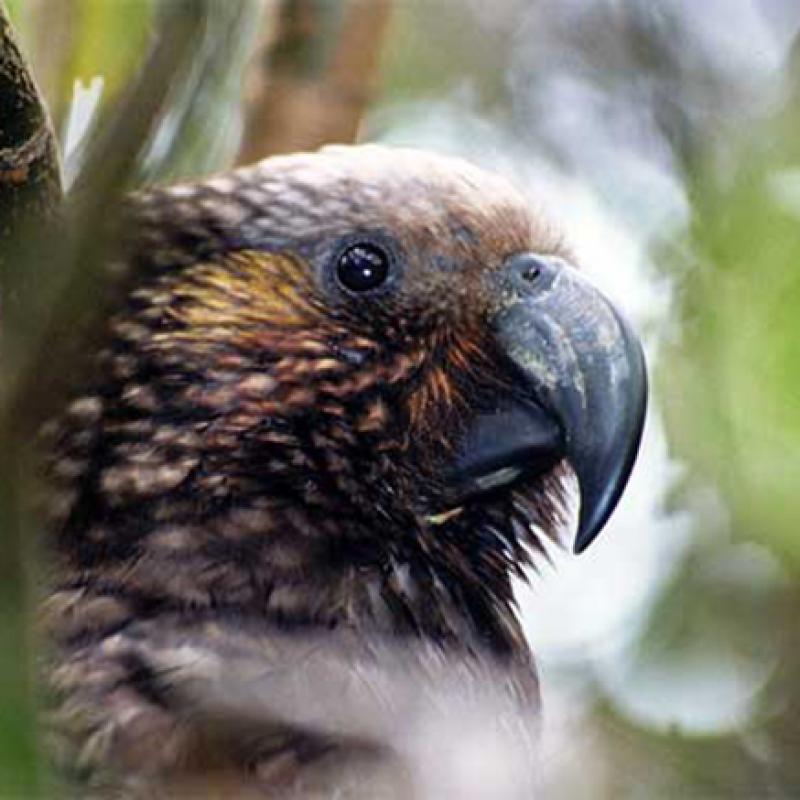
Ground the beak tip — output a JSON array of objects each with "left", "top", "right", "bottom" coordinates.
[
  {"left": 573, "top": 515, "right": 603, "bottom": 554},
  {"left": 571, "top": 362, "right": 648, "bottom": 555}
]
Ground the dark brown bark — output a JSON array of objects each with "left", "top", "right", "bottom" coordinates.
[{"left": 0, "top": 4, "right": 61, "bottom": 256}]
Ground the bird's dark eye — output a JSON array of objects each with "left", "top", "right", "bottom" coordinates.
[{"left": 335, "top": 243, "right": 390, "bottom": 293}]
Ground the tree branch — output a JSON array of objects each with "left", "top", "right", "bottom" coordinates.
[
  {"left": 237, "top": 0, "right": 392, "bottom": 163},
  {"left": 0, "top": 3, "right": 60, "bottom": 255}
]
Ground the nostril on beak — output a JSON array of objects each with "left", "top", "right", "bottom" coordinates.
[{"left": 505, "top": 253, "right": 556, "bottom": 294}]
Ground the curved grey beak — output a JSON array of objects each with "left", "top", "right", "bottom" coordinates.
[{"left": 492, "top": 254, "right": 648, "bottom": 553}]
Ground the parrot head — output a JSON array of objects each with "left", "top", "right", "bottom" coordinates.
[{"left": 107, "top": 144, "right": 646, "bottom": 561}]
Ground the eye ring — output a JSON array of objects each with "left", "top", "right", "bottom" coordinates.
[{"left": 335, "top": 242, "right": 392, "bottom": 294}]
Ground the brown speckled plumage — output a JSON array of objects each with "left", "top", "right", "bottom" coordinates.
[{"left": 42, "top": 145, "right": 571, "bottom": 796}]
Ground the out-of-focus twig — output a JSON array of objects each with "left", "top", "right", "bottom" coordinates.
[
  {"left": 237, "top": 0, "right": 392, "bottom": 164},
  {"left": 18, "top": 0, "right": 78, "bottom": 134},
  {"left": 138, "top": 0, "right": 266, "bottom": 185}
]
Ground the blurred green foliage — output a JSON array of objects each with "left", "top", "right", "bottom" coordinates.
[
  {"left": 382, "top": 0, "right": 509, "bottom": 108},
  {"left": 66, "top": 0, "right": 153, "bottom": 98},
  {"left": 9, "top": 0, "right": 153, "bottom": 133},
  {"left": 631, "top": 69, "right": 800, "bottom": 796},
  {"left": 664, "top": 121, "right": 800, "bottom": 565}
]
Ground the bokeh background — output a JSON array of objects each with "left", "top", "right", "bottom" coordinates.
[{"left": 4, "top": 0, "right": 800, "bottom": 796}]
